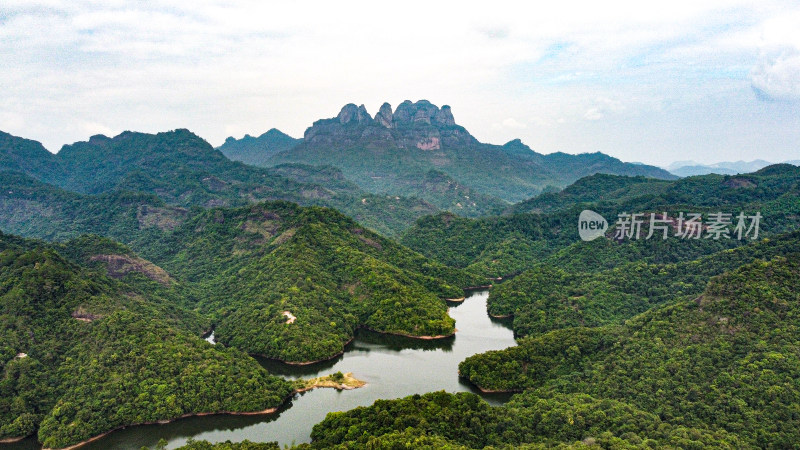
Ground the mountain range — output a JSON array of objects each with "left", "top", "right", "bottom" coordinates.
[
  {"left": 220, "top": 100, "right": 676, "bottom": 206},
  {"left": 401, "top": 164, "right": 800, "bottom": 278},
  {"left": 0, "top": 129, "right": 438, "bottom": 236},
  {"left": 0, "top": 101, "right": 678, "bottom": 233},
  {"left": 2, "top": 101, "right": 799, "bottom": 448},
  {"left": 218, "top": 128, "right": 301, "bottom": 166},
  {"left": 665, "top": 159, "right": 800, "bottom": 177}
]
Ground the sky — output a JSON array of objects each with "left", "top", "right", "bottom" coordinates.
[{"left": 1, "top": 1, "right": 799, "bottom": 167}]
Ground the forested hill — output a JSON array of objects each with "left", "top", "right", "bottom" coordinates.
[
  {"left": 132, "top": 201, "right": 483, "bottom": 363},
  {"left": 0, "top": 198, "right": 485, "bottom": 445},
  {"left": 487, "top": 230, "right": 800, "bottom": 338},
  {"left": 297, "top": 390, "right": 739, "bottom": 448},
  {"left": 266, "top": 100, "right": 675, "bottom": 204},
  {"left": 0, "top": 232, "right": 295, "bottom": 448},
  {"left": 457, "top": 254, "right": 800, "bottom": 447},
  {"left": 0, "top": 186, "right": 484, "bottom": 363},
  {"left": 0, "top": 129, "right": 442, "bottom": 236},
  {"left": 0, "top": 131, "right": 61, "bottom": 180},
  {"left": 401, "top": 164, "right": 800, "bottom": 278},
  {"left": 511, "top": 163, "right": 800, "bottom": 215},
  {"left": 218, "top": 128, "right": 301, "bottom": 167}
]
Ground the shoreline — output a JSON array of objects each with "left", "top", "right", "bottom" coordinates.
[
  {"left": 259, "top": 335, "right": 356, "bottom": 366},
  {"left": 297, "top": 372, "right": 367, "bottom": 392},
  {"left": 457, "top": 375, "right": 521, "bottom": 394},
  {"left": 360, "top": 325, "right": 456, "bottom": 340},
  {"left": 42, "top": 405, "right": 283, "bottom": 450},
  {"left": 33, "top": 287, "right": 489, "bottom": 449},
  {"left": 489, "top": 313, "right": 512, "bottom": 319},
  {"left": 43, "top": 373, "right": 368, "bottom": 450},
  {"left": 0, "top": 437, "right": 26, "bottom": 444},
  {"left": 474, "top": 385, "right": 522, "bottom": 394},
  {"left": 261, "top": 324, "right": 458, "bottom": 366},
  {"left": 247, "top": 287, "right": 488, "bottom": 365}
]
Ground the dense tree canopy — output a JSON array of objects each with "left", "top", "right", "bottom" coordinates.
[
  {"left": 134, "top": 202, "right": 481, "bottom": 362},
  {"left": 402, "top": 166, "right": 800, "bottom": 278},
  {"left": 460, "top": 255, "right": 800, "bottom": 447},
  {"left": 0, "top": 234, "right": 294, "bottom": 448},
  {"left": 1, "top": 129, "right": 798, "bottom": 450}
]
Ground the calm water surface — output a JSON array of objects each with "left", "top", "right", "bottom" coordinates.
[{"left": 6, "top": 290, "right": 516, "bottom": 449}]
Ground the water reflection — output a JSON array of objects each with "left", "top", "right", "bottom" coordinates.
[{"left": 4, "top": 290, "right": 517, "bottom": 450}]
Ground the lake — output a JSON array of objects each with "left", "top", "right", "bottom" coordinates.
[{"left": 5, "top": 290, "right": 516, "bottom": 449}]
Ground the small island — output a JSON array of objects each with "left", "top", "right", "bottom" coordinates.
[{"left": 298, "top": 372, "right": 366, "bottom": 392}]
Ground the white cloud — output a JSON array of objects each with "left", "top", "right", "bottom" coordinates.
[
  {"left": 78, "top": 120, "right": 114, "bottom": 137},
  {"left": 583, "top": 108, "right": 603, "bottom": 121},
  {"left": 583, "top": 97, "right": 625, "bottom": 121},
  {"left": 751, "top": 49, "right": 800, "bottom": 100},
  {"left": 0, "top": 0, "right": 799, "bottom": 165},
  {"left": 748, "top": 11, "right": 800, "bottom": 101},
  {"left": 492, "top": 118, "right": 527, "bottom": 129}
]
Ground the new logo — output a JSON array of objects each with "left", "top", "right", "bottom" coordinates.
[{"left": 578, "top": 210, "right": 608, "bottom": 241}]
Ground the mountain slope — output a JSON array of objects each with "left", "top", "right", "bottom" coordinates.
[
  {"left": 218, "top": 129, "right": 302, "bottom": 166},
  {"left": 486, "top": 230, "right": 800, "bottom": 338},
  {"left": 303, "top": 390, "right": 739, "bottom": 448},
  {"left": 459, "top": 254, "right": 800, "bottom": 447},
  {"left": 132, "top": 201, "right": 483, "bottom": 363},
  {"left": 0, "top": 130, "right": 441, "bottom": 236},
  {"left": 0, "top": 172, "right": 481, "bottom": 362},
  {"left": 268, "top": 100, "right": 675, "bottom": 204},
  {"left": 0, "top": 131, "right": 60, "bottom": 182},
  {"left": 402, "top": 165, "right": 800, "bottom": 278},
  {"left": 0, "top": 233, "right": 294, "bottom": 448}
]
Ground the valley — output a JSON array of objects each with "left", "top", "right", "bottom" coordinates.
[{"left": 1, "top": 107, "right": 799, "bottom": 449}]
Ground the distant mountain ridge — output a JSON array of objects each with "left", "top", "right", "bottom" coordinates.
[
  {"left": 0, "top": 129, "right": 438, "bottom": 235},
  {"left": 230, "top": 100, "right": 675, "bottom": 204},
  {"left": 218, "top": 128, "right": 301, "bottom": 166},
  {"left": 401, "top": 164, "right": 800, "bottom": 278},
  {"left": 665, "top": 159, "right": 799, "bottom": 177}
]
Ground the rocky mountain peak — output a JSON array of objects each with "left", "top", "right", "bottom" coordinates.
[
  {"left": 302, "top": 100, "right": 473, "bottom": 148},
  {"left": 375, "top": 102, "right": 393, "bottom": 128},
  {"left": 434, "top": 105, "right": 456, "bottom": 126},
  {"left": 338, "top": 103, "right": 373, "bottom": 125},
  {"left": 393, "top": 100, "right": 448, "bottom": 126}
]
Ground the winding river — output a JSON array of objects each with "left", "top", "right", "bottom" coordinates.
[{"left": 6, "top": 290, "right": 516, "bottom": 449}]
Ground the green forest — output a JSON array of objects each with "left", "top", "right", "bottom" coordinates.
[
  {"left": 401, "top": 164, "right": 800, "bottom": 278},
  {"left": 1, "top": 126, "right": 800, "bottom": 449},
  {"left": 134, "top": 201, "right": 481, "bottom": 362},
  {"left": 456, "top": 255, "right": 800, "bottom": 447},
  {"left": 180, "top": 253, "right": 800, "bottom": 449},
  {"left": 0, "top": 234, "right": 295, "bottom": 448}
]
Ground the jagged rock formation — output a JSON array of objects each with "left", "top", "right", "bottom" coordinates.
[
  {"left": 337, "top": 103, "right": 372, "bottom": 124},
  {"left": 303, "top": 100, "right": 477, "bottom": 151},
  {"left": 271, "top": 100, "right": 675, "bottom": 204},
  {"left": 374, "top": 102, "right": 393, "bottom": 128}
]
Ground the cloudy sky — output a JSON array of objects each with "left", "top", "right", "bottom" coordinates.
[{"left": 2, "top": 0, "right": 799, "bottom": 166}]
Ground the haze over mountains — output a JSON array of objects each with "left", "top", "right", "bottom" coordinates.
[{"left": 665, "top": 159, "right": 800, "bottom": 177}]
